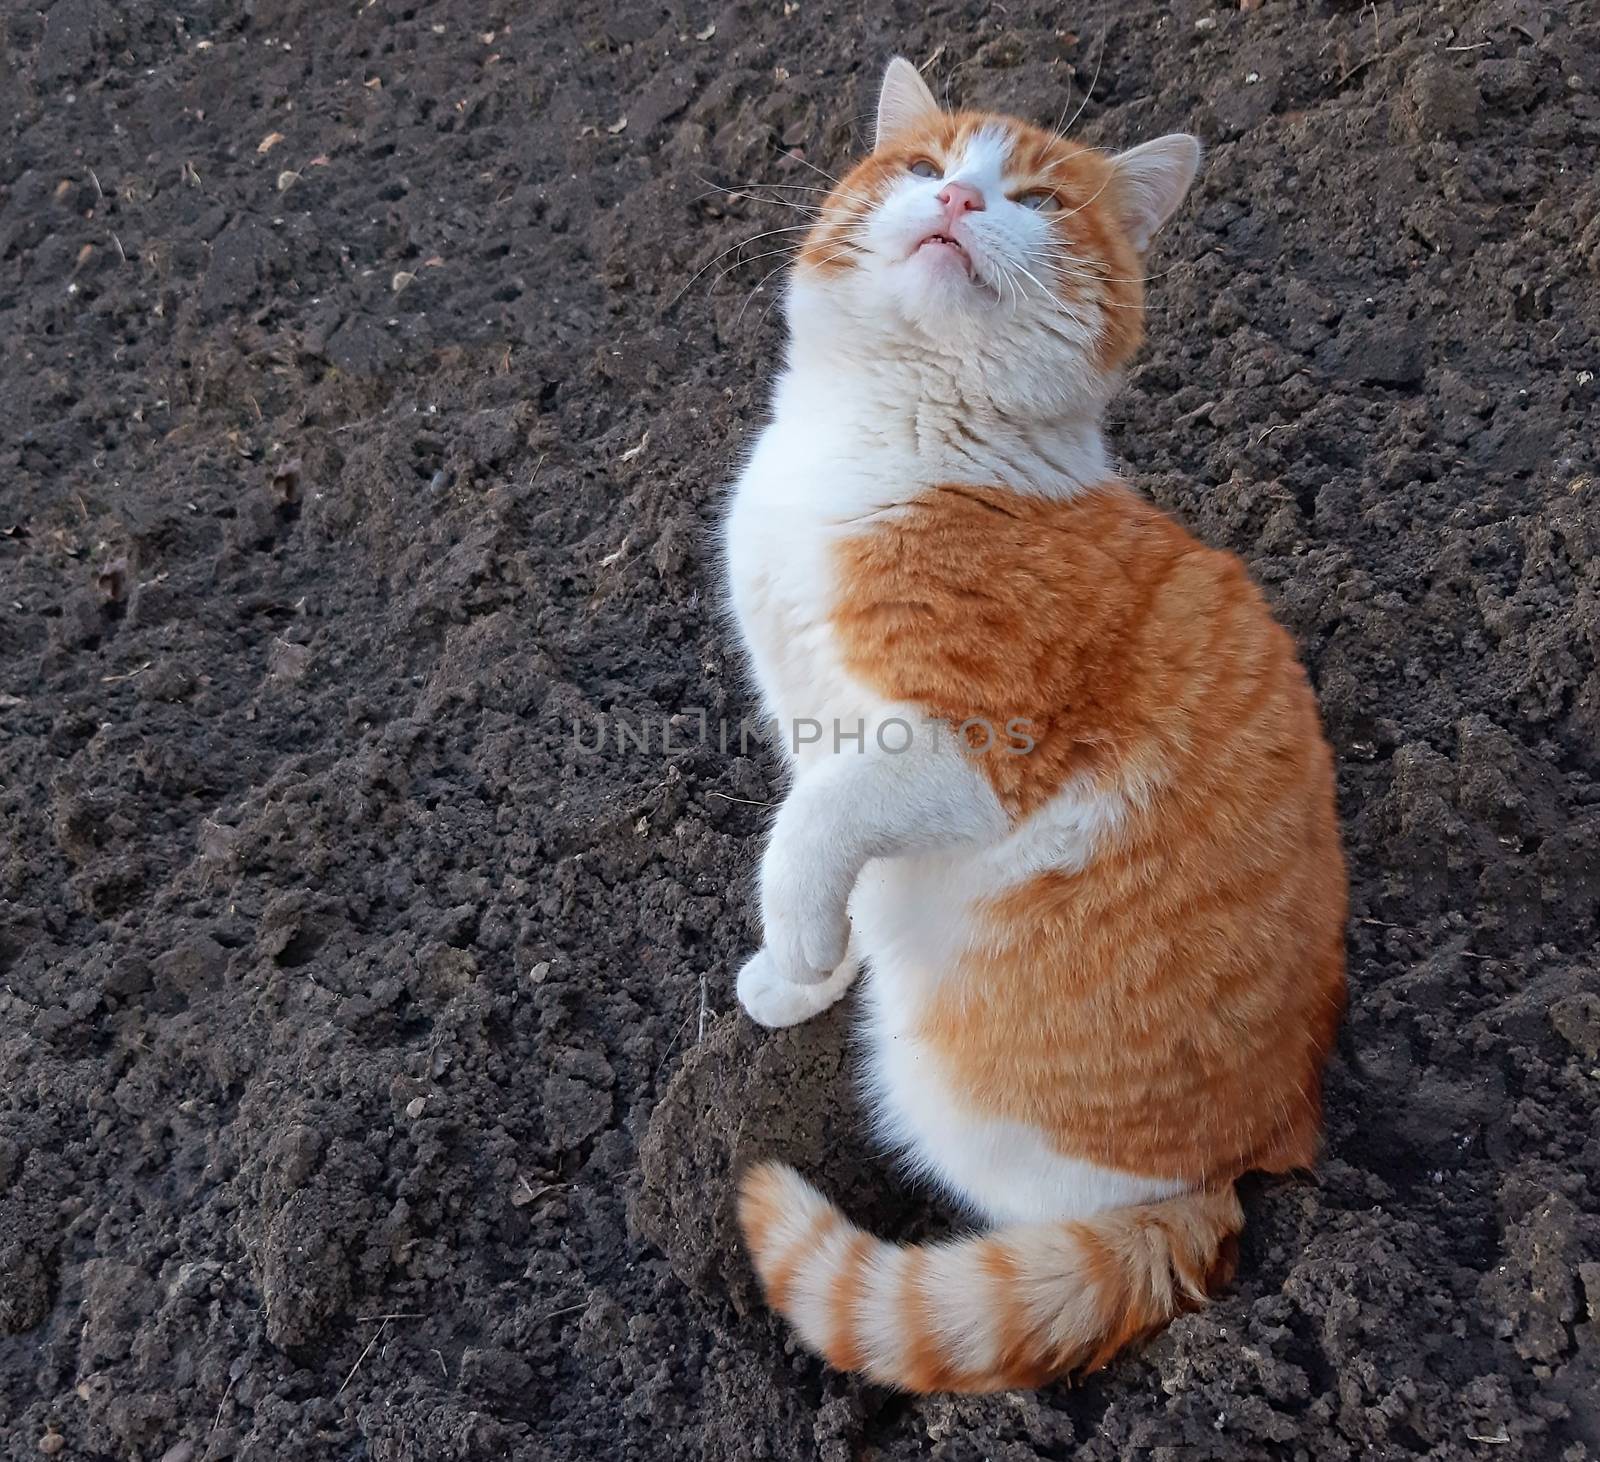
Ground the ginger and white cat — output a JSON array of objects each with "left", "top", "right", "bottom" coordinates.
[{"left": 722, "top": 58, "right": 1347, "bottom": 1392}]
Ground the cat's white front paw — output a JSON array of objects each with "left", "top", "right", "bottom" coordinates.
[
  {"left": 759, "top": 839, "right": 852, "bottom": 984},
  {"left": 736, "top": 946, "right": 860, "bottom": 1029}
]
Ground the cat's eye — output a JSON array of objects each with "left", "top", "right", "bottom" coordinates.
[
  {"left": 1017, "top": 190, "right": 1062, "bottom": 214},
  {"left": 908, "top": 159, "right": 940, "bottom": 179}
]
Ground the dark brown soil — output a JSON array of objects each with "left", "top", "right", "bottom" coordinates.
[{"left": 2, "top": 1, "right": 1599, "bottom": 1458}]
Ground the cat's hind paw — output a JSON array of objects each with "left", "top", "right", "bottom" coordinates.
[{"left": 736, "top": 947, "right": 860, "bottom": 1029}]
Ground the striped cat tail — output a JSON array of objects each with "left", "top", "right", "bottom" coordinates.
[{"left": 738, "top": 1160, "right": 1243, "bottom": 1393}]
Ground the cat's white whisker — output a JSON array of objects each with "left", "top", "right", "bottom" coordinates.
[
  {"left": 735, "top": 252, "right": 813, "bottom": 328},
  {"left": 738, "top": 181, "right": 860, "bottom": 201},
  {"left": 667, "top": 225, "right": 818, "bottom": 309},
  {"left": 1057, "top": 27, "right": 1107, "bottom": 141},
  {"left": 775, "top": 149, "right": 877, "bottom": 207},
  {"left": 712, "top": 242, "right": 810, "bottom": 287},
  {"left": 686, "top": 183, "right": 820, "bottom": 217},
  {"left": 1028, "top": 242, "right": 1181, "bottom": 287}
]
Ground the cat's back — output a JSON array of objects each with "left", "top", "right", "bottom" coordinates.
[{"left": 831, "top": 478, "right": 1329, "bottom": 809}]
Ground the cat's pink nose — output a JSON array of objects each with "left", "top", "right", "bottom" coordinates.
[{"left": 937, "top": 182, "right": 985, "bottom": 223}]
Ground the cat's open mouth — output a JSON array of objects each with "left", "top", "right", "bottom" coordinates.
[{"left": 914, "top": 232, "right": 972, "bottom": 273}]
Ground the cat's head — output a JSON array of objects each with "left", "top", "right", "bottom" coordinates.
[{"left": 787, "top": 57, "right": 1199, "bottom": 412}]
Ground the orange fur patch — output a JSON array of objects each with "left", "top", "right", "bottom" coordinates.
[
  {"left": 735, "top": 1163, "right": 785, "bottom": 1258},
  {"left": 898, "top": 1245, "right": 959, "bottom": 1393},
  {"left": 977, "top": 1239, "right": 1051, "bottom": 1390},
  {"left": 822, "top": 1232, "right": 873, "bottom": 1373},
  {"left": 738, "top": 1164, "right": 840, "bottom": 1313},
  {"left": 833, "top": 480, "right": 1346, "bottom": 1186}
]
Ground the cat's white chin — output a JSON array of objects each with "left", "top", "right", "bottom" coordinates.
[{"left": 892, "top": 243, "right": 996, "bottom": 306}]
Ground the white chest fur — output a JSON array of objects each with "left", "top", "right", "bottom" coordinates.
[{"left": 721, "top": 410, "right": 897, "bottom": 773}]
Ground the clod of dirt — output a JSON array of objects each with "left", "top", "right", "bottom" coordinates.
[
  {"left": 1477, "top": 1193, "right": 1598, "bottom": 1365},
  {"left": 458, "top": 1346, "right": 534, "bottom": 1406},
  {"left": 79, "top": 1261, "right": 158, "bottom": 1371},
  {"left": 267, "top": 638, "right": 312, "bottom": 683},
  {"left": 633, "top": 1005, "right": 898, "bottom": 1315},
  {"left": 541, "top": 1048, "right": 617, "bottom": 1151},
  {"left": 124, "top": 578, "right": 180, "bottom": 629},
  {"left": 258, "top": 1191, "right": 353, "bottom": 1350},
  {"left": 0, "top": 1243, "right": 51, "bottom": 1334},
  {"left": 1550, "top": 992, "right": 1600, "bottom": 1059},
  {"left": 1394, "top": 58, "right": 1482, "bottom": 142},
  {"left": 134, "top": 659, "right": 193, "bottom": 703},
  {"left": 269, "top": 458, "right": 303, "bottom": 506},
  {"left": 93, "top": 558, "right": 128, "bottom": 606}
]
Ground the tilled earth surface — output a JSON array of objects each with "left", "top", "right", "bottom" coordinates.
[{"left": 3, "top": 1, "right": 1599, "bottom": 1458}]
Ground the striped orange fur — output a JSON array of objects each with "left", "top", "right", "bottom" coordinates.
[
  {"left": 725, "top": 58, "right": 1347, "bottom": 1393},
  {"left": 739, "top": 1163, "right": 1244, "bottom": 1393},
  {"left": 835, "top": 482, "right": 1346, "bottom": 1185}
]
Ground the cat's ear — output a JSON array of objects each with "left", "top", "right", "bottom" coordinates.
[
  {"left": 876, "top": 57, "right": 941, "bottom": 148},
  {"left": 1110, "top": 135, "right": 1202, "bottom": 253}
]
